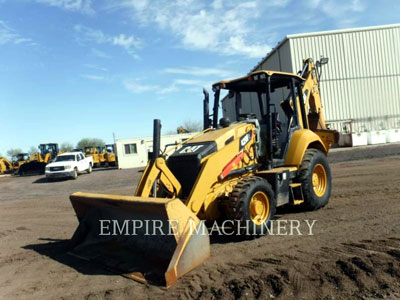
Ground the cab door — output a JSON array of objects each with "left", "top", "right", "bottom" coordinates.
[{"left": 77, "top": 154, "right": 85, "bottom": 172}]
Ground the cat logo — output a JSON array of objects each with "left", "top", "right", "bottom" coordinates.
[
  {"left": 239, "top": 131, "right": 252, "bottom": 150},
  {"left": 179, "top": 145, "right": 204, "bottom": 154}
]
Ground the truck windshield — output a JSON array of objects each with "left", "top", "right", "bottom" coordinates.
[{"left": 55, "top": 155, "right": 75, "bottom": 162}]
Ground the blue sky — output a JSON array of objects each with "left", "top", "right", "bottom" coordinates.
[{"left": 1, "top": 0, "right": 399, "bottom": 157}]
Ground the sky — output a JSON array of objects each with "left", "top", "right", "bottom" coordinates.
[{"left": 1, "top": 0, "right": 399, "bottom": 157}]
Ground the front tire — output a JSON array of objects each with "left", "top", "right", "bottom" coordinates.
[
  {"left": 298, "top": 149, "right": 331, "bottom": 210},
  {"left": 72, "top": 168, "right": 78, "bottom": 180},
  {"left": 223, "top": 176, "right": 276, "bottom": 236}
]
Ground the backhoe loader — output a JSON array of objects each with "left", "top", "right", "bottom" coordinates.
[
  {"left": 85, "top": 146, "right": 105, "bottom": 168},
  {"left": 0, "top": 157, "right": 13, "bottom": 175},
  {"left": 11, "top": 153, "right": 30, "bottom": 172},
  {"left": 69, "top": 58, "right": 338, "bottom": 288},
  {"left": 19, "top": 143, "right": 59, "bottom": 175},
  {"left": 104, "top": 144, "right": 116, "bottom": 166}
]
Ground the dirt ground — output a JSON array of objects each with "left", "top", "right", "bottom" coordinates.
[{"left": 0, "top": 143, "right": 400, "bottom": 300}]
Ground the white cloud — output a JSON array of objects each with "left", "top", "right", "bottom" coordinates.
[
  {"left": 91, "top": 48, "right": 112, "bottom": 59},
  {"left": 113, "top": 34, "right": 142, "bottom": 49},
  {"left": 84, "top": 64, "right": 108, "bottom": 72},
  {"left": 105, "top": 0, "right": 272, "bottom": 58},
  {"left": 308, "top": 0, "right": 365, "bottom": 24},
  {"left": 123, "top": 77, "right": 213, "bottom": 95},
  {"left": 123, "top": 79, "right": 158, "bottom": 93},
  {"left": 75, "top": 25, "right": 142, "bottom": 59},
  {"left": 0, "top": 20, "right": 35, "bottom": 46},
  {"left": 81, "top": 74, "right": 105, "bottom": 81},
  {"left": 164, "top": 67, "right": 234, "bottom": 78},
  {"left": 36, "top": 0, "right": 94, "bottom": 14}
]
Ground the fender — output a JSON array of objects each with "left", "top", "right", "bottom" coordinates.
[{"left": 285, "top": 129, "right": 327, "bottom": 167}]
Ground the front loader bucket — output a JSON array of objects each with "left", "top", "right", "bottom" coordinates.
[
  {"left": 69, "top": 192, "right": 210, "bottom": 288},
  {"left": 19, "top": 161, "right": 46, "bottom": 175}
]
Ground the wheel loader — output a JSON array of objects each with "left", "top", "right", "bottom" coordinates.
[
  {"left": 68, "top": 58, "right": 338, "bottom": 288},
  {"left": 18, "top": 143, "right": 60, "bottom": 175}
]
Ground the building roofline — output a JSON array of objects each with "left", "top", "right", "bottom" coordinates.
[
  {"left": 250, "top": 37, "right": 289, "bottom": 73},
  {"left": 286, "top": 23, "right": 400, "bottom": 39},
  {"left": 250, "top": 23, "right": 400, "bottom": 74}
]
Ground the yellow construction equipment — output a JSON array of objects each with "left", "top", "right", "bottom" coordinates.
[
  {"left": 104, "top": 144, "right": 116, "bottom": 167},
  {"left": 11, "top": 153, "right": 30, "bottom": 172},
  {"left": 0, "top": 157, "right": 13, "bottom": 175},
  {"left": 19, "top": 143, "right": 60, "bottom": 175},
  {"left": 85, "top": 146, "right": 105, "bottom": 168},
  {"left": 69, "top": 58, "right": 338, "bottom": 288}
]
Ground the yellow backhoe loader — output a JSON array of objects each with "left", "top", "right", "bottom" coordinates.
[
  {"left": 0, "top": 157, "right": 13, "bottom": 175},
  {"left": 11, "top": 153, "right": 30, "bottom": 172},
  {"left": 104, "top": 144, "right": 116, "bottom": 167},
  {"left": 85, "top": 146, "right": 105, "bottom": 168},
  {"left": 69, "top": 58, "right": 338, "bottom": 288},
  {"left": 19, "top": 143, "right": 60, "bottom": 175}
]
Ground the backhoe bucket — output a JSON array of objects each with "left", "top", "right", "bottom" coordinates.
[{"left": 69, "top": 192, "right": 210, "bottom": 288}]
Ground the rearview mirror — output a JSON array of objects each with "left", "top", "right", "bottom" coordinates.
[{"left": 319, "top": 57, "right": 329, "bottom": 65}]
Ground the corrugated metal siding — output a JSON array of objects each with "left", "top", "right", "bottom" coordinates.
[{"left": 289, "top": 25, "right": 400, "bottom": 132}]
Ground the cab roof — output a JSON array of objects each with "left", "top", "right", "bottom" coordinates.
[
  {"left": 212, "top": 70, "right": 304, "bottom": 92},
  {"left": 58, "top": 152, "right": 81, "bottom": 156}
]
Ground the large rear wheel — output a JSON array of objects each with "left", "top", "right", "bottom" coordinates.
[
  {"left": 298, "top": 149, "right": 331, "bottom": 210},
  {"left": 223, "top": 176, "right": 276, "bottom": 236}
]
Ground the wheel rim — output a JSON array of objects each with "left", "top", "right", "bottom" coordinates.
[
  {"left": 249, "top": 191, "right": 270, "bottom": 225},
  {"left": 312, "top": 163, "right": 327, "bottom": 197}
]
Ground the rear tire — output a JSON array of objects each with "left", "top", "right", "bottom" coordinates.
[
  {"left": 87, "top": 164, "right": 92, "bottom": 174},
  {"left": 222, "top": 176, "right": 276, "bottom": 236},
  {"left": 72, "top": 168, "right": 78, "bottom": 180},
  {"left": 298, "top": 149, "right": 331, "bottom": 210}
]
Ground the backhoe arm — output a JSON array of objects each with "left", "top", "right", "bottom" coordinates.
[{"left": 301, "top": 58, "right": 328, "bottom": 131}]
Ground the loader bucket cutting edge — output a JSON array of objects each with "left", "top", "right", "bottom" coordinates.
[{"left": 69, "top": 192, "right": 210, "bottom": 288}]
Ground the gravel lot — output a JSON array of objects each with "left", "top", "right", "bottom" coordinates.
[{"left": 0, "top": 144, "right": 399, "bottom": 300}]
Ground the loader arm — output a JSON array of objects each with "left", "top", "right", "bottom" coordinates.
[{"left": 135, "top": 157, "right": 182, "bottom": 198}]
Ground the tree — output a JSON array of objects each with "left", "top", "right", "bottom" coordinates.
[
  {"left": 76, "top": 138, "right": 105, "bottom": 150},
  {"left": 60, "top": 142, "right": 74, "bottom": 152},
  {"left": 7, "top": 148, "right": 23, "bottom": 157},
  {"left": 178, "top": 119, "right": 202, "bottom": 133},
  {"left": 28, "top": 146, "right": 38, "bottom": 155}
]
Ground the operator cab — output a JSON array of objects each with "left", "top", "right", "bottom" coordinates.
[
  {"left": 208, "top": 71, "right": 306, "bottom": 169},
  {"left": 39, "top": 143, "right": 59, "bottom": 159}
]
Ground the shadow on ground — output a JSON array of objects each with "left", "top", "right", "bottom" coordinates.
[{"left": 23, "top": 238, "right": 116, "bottom": 277}]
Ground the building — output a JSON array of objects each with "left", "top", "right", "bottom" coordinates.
[
  {"left": 222, "top": 24, "right": 400, "bottom": 145},
  {"left": 115, "top": 132, "right": 197, "bottom": 169}
]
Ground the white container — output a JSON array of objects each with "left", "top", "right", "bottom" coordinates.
[
  {"left": 351, "top": 132, "right": 368, "bottom": 147},
  {"left": 367, "top": 130, "right": 387, "bottom": 145},
  {"left": 386, "top": 128, "right": 400, "bottom": 143}
]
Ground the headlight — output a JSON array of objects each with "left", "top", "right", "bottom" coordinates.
[
  {"left": 45, "top": 166, "right": 50, "bottom": 171},
  {"left": 65, "top": 165, "right": 73, "bottom": 169}
]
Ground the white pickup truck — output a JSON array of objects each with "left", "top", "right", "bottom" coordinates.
[{"left": 45, "top": 152, "right": 93, "bottom": 180}]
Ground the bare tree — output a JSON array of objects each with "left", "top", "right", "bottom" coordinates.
[
  {"left": 7, "top": 148, "right": 23, "bottom": 157},
  {"left": 77, "top": 138, "right": 106, "bottom": 150},
  {"left": 28, "top": 146, "right": 37, "bottom": 155},
  {"left": 60, "top": 142, "right": 74, "bottom": 152},
  {"left": 179, "top": 119, "right": 202, "bottom": 133}
]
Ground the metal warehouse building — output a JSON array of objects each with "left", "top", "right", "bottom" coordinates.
[{"left": 222, "top": 24, "right": 400, "bottom": 145}]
